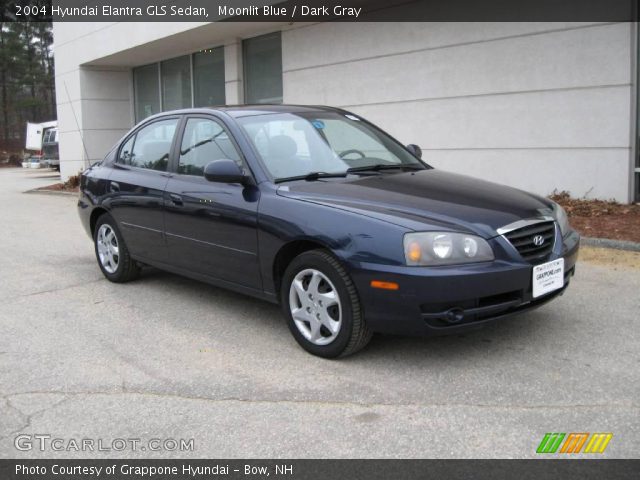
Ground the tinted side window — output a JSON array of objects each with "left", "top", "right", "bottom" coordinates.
[
  {"left": 178, "top": 118, "right": 241, "bottom": 176},
  {"left": 119, "top": 119, "right": 178, "bottom": 171}
]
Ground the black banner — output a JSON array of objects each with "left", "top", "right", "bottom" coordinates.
[
  {"left": 1, "top": 460, "right": 639, "bottom": 480},
  {"left": 0, "top": 0, "right": 638, "bottom": 22}
]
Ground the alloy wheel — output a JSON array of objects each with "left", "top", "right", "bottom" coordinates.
[
  {"left": 96, "top": 224, "right": 119, "bottom": 274},
  {"left": 289, "top": 268, "right": 342, "bottom": 345}
]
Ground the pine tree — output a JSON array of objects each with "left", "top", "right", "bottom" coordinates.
[{"left": 0, "top": 16, "right": 55, "bottom": 149}]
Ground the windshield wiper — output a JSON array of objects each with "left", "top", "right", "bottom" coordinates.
[
  {"left": 275, "top": 164, "right": 425, "bottom": 183},
  {"left": 275, "top": 171, "right": 348, "bottom": 183},
  {"left": 346, "top": 163, "right": 425, "bottom": 173}
]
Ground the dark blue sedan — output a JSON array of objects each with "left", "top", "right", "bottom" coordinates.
[{"left": 78, "top": 105, "right": 579, "bottom": 357}]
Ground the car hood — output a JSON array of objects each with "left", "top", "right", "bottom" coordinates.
[{"left": 276, "top": 169, "right": 555, "bottom": 238}]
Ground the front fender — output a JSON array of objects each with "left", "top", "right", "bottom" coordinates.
[{"left": 258, "top": 187, "right": 408, "bottom": 296}]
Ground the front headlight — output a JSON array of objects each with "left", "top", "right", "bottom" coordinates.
[
  {"left": 403, "top": 232, "right": 494, "bottom": 266},
  {"left": 553, "top": 203, "right": 571, "bottom": 237}
]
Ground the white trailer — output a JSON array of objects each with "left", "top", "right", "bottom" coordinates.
[{"left": 25, "top": 121, "right": 59, "bottom": 169}]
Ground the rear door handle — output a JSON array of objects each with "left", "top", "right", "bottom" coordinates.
[
  {"left": 110, "top": 181, "right": 120, "bottom": 193},
  {"left": 169, "top": 193, "right": 183, "bottom": 206}
]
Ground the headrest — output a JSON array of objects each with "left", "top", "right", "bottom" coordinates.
[{"left": 268, "top": 135, "right": 297, "bottom": 159}]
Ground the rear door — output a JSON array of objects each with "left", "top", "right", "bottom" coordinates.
[
  {"left": 107, "top": 116, "right": 180, "bottom": 263},
  {"left": 163, "top": 115, "right": 262, "bottom": 289}
]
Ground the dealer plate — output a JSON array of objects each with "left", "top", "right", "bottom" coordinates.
[{"left": 532, "top": 258, "right": 564, "bottom": 298}]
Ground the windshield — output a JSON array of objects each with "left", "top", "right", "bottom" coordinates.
[{"left": 237, "top": 111, "right": 425, "bottom": 181}]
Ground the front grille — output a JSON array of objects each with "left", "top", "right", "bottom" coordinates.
[{"left": 503, "top": 221, "right": 555, "bottom": 264}]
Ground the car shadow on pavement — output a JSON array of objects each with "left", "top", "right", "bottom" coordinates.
[
  {"left": 138, "top": 267, "right": 284, "bottom": 329},
  {"left": 136, "top": 266, "right": 555, "bottom": 365},
  {"left": 361, "top": 314, "right": 546, "bottom": 360}
]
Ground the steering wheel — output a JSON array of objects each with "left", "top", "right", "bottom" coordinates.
[{"left": 339, "top": 149, "right": 366, "bottom": 159}]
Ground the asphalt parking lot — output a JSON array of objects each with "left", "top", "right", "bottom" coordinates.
[{"left": 0, "top": 167, "right": 638, "bottom": 458}]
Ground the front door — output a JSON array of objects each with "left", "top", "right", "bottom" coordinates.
[{"left": 163, "top": 116, "right": 262, "bottom": 289}]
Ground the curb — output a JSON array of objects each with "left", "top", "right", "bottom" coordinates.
[
  {"left": 581, "top": 236, "right": 640, "bottom": 253},
  {"left": 24, "top": 188, "right": 77, "bottom": 197}
]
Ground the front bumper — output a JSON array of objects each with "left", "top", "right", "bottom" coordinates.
[{"left": 350, "top": 229, "right": 580, "bottom": 336}]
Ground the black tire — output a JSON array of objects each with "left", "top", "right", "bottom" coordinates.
[
  {"left": 280, "top": 249, "right": 372, "bottom": 358},
  {"left": 93, "top": 213, "right": 140, "bottom": 283}
]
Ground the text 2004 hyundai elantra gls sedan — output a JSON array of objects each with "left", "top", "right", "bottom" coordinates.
[{"left": 78, "top": 105, "right": 579, "bottom": 358}]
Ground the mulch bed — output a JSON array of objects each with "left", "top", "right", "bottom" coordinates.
[
  {"left": 35, "top": 183, "right": 79, "bottom": 193},
  {"left": 550, "top": 191, "right": 640, "bottom": 244},
  {"left": 34, "top": 176, "right": 80, "bottom": 193}
]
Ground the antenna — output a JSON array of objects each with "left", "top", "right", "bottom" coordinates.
[{"left": 63, "top": 81, "right": 91, "bottom": 168}]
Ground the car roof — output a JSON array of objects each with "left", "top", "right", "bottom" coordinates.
[
  {"left": 222, "top": 104, "right": 347, "bottom": 118},
  {"left": 143, "top": 104, "right": 346, "bottom": 121}
]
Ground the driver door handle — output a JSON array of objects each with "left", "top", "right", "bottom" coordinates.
[{"left": 169, "top": 193, "right": 183, "bottom": 206}]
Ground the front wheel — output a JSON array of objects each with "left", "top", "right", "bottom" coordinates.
[
  {"left": 281, "top": 250, "right": 372, "bottom": 358},
  {"left": 94, "top": 213, "right": 140, "bottom": 283}
]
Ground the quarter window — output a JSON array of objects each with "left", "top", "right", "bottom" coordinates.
[
  {"left": 178, "top": 118, "right": 241, "bottom": 176},
  {"left": 118, "top": 118, "right": 178, "bottom": 171}
]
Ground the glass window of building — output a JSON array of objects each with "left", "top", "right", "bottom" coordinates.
[
  {"left": 134, "top": 63, "right": 160, "bottom": 122},
  {"left": 161, "top": 56, "right": 192, "bottom": 111},
  {"left": 243, "top": 32, "right": 283, "bottom": 104},
  {"left": 193, "top": 47, "right": 225, "bottom": 107}
]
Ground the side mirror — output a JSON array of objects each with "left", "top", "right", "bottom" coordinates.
[
  {"left": 406, "top": 144, "right": 422, "bottom": 159},
  {"left": 204, "top": 159, "right": 249, "bottom": 184}
]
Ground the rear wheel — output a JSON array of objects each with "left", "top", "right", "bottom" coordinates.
[
  {"left": 94, "top": 214, "right": 140, "bottom": 282},
  {"left": 281, "top": 250, "right": 372, "bottom": 358}
]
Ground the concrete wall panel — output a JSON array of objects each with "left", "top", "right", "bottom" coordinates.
[
  {"left": 284, "top": 24, "right": 630, "bottom": 106},
  {"left": 282, "top": 22, "right": 633, "bottom": 201},
  {"left": 282, "top": 22, "right": 603, "bottom": 71},
  {"left": 427, "top": 149, "right": 630, "bottom": 201},
  {"left": 349, "top": 86, "right": 630, "bottom": 150}
]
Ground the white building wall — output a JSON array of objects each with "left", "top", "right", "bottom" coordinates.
[
  {"left": 224, "top": 40, "right": 244, "bottom": 104},
  {"left": 53, "top": 22, "right": 207, "bottom": 179},
  {"left": 283, "top": 22, "right": 634, "bottom": 201},
  {"left": 53, "top": 21, "right": 635, "bottom": 201},
  {"left": 54, "top": 67, "right": 132, "bottom": 176},
  {"left": 53, "top": 21, "right": 284, "bottom": 179}
]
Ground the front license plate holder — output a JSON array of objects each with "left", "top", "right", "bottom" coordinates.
[{"left": 532, "top": 258, "right": 564, "bottom": 298}]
